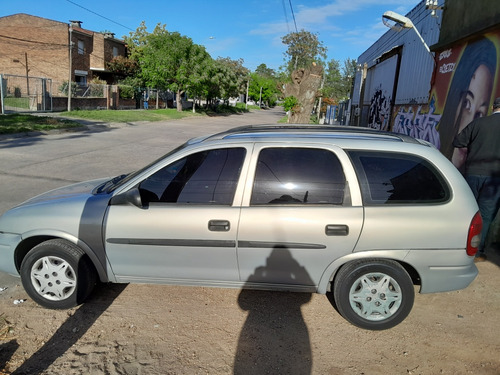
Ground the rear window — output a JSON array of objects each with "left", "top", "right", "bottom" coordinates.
[{"left": 348, "top": 151, "right": 450, "bottom": 205}]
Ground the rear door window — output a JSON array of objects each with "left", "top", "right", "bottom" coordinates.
[
  {"left": 348, "top": 151, "right": 450, "bottom": 205},
  {"left": 250, "top": 147, "right": 346, "bottom": 205}
]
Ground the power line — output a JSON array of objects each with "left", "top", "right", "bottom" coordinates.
[
  {"left": 282, "top": 0, "right": 290, "bottom": 33},
  {"left": 288, "top": 0, "right": 298, "bottom": 32},
  {"left": 64, "top": 0, "right": 134, "bottom": 31}
]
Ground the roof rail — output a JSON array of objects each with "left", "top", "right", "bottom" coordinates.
[{"left": 208, "top": 124, "right": 422, "bottom": 144}]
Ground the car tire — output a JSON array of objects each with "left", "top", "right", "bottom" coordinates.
[
  {"left": 333, "top": 259, "right": 414, "bottom": 330},
  {"left": 20, "top": 239, "right": 97, "bottom": 309}
]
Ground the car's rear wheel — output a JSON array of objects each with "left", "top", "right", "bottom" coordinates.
[
  {"left": 333, "top": 259, "right": 414, "bottom": 330},
  {"left": 20, "top": 239, "right": 96, "bottom": 309}
]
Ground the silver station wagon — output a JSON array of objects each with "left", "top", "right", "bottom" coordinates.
[{"left": 0, "top": 125, "right": 482, "bottom": 330}]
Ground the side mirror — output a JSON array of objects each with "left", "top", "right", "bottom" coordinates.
[{"left": 110, "top": 187, "right": 143, "bottom": 208}]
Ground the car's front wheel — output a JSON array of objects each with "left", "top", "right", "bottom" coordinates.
[
  {"left": 333, "top": 259, "right": 414, "bottom": 330},
  {"left": 20, "top": 239, "right": 97, "bottom": 309}
]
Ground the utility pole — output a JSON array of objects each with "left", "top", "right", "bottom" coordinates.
[
  {"left": 68, "top": 25, "right": 73, "bottom": 112},
  {"left": 245, "top": 79, "right": 249, "bottom": 109},
  {"left": 24, "top": 53, "right": 30, "bottom": 96}
]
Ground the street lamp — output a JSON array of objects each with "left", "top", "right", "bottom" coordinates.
[{"left": 382, "top": 11, "right": 432, "bottom": 55}]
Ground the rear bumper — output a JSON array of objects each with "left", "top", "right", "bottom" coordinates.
[{"left": 405, "top": 249, "right": 478, "bottom": 293}]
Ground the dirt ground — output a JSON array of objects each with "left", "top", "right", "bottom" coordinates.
[{"left": 0, "top": 257, "right": 499, "bottom": 375}]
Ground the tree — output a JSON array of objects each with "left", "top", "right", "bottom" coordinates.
[
  {"left": 125, "top": 23, "right": 211, "bottom": 112},
  {"left": 322, "top": 59, "right": 343, "bottom": 100},
  {"left": 248, "top": 72, "right": 280, "bottom": 106},
  {"left": 106, "top": 56, "right": 139, "bottom": 80},
  {"left": 341, "top": 57, "right": 357, "bottom": 98},
  {"left": 255, "top": 63, "right": 276, "bottom": 78},
  {"left": 322, "top": 58, "right": 358, "bottom": 102},
  {"left": 216, "top": 57, "right": 249, "bottom": 100},
  {"left": 282, "top": 63, "right": 324, "bottom": 123},
  {"left": 281, "top": 30, "right": 327, "bottom": 74}
]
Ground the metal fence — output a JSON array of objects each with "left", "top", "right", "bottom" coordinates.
[
  {"left": 0, "top": 74, "right": 181, "bottom": 113},
  {"left": 1, "top": 74, "right": 52, "bottom": 113}
]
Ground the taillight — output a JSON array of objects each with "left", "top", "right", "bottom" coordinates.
[{"left": 467, "top": 211, "right": 483, "bottom": 256}]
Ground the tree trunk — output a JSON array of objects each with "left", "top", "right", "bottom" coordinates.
[
  {"left": 176, "top": 89, "right": 184, "bottom": 112},
  {"left": 283, "top": 63, "right": 323, "bottom": 124}
]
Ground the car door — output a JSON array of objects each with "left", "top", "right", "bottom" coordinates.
[
  {"left": 236, "top": 145, "right": 364, "bottom": 288},
  {"left": 104, "top": 146, "right": 247, "bottom": 284}
]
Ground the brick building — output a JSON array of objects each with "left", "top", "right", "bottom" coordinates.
[{"left": 0, "top": 13, "right": 127, "bottom": 87}]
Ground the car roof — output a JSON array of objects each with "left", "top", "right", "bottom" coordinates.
[{"left": 190, "top": 124, "right": 427, "bottom": 146}]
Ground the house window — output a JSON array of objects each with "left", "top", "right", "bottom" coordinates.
[
  {"left": 113, "top": 46, "right": 119, "bottom": 57},
  {"left": 75, "top": 74, "right": 87, "bottom": 86},
  {"left": 78, "top": 40, "right": 84, "bottom": 54}
]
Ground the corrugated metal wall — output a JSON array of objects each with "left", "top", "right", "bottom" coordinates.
[{"left": 352, "top": 1, "right": 442, "bottom": 107}]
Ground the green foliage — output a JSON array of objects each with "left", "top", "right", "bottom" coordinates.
[
  {"left": 118, "top": 85, "right": 135, "bottom": 99},
  {"left": 281, "top": 30, "right": 327, "bottom": 74},
  {"left": 58, "top": 81, "right": 79, "bottom": 97},
  {"left": 88, "top": 78, "right": 107, "bottom": 97},
  {"left": 215, "top": 57, "right": 250, "bottom": 99},
  {"left": 126, "top": 23, "right": 212, "bottom": 110},
  {"left": 255, "top": 63, "right": 276, "bottom": 78},
  {"left": 322, "top": 58, "right": 358, "bottom": 101},
  {"left": 248, "top": 72, "right": 280, "bottom": 106},
  {"left": 106, "top": 56, "right": 139, "bottom": 79},
  {"left": 118, "top": 76, "right": 143, "bottom": 99},
  {"left": 283, "top": 96, "right": 298, "bottom": 112}
]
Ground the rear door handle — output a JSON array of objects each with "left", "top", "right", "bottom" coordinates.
[
  {"left": 208, "top": 220, "right": 230, "bottom": 232},
  {"left": 325, "top": 224, "right": 349, "bottom": 236}
]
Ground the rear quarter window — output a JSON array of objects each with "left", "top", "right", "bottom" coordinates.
[{"left": 347, "top": 150, "right": 450, "bottom": 205}]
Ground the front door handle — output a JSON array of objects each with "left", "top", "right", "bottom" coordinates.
[
  {"left": 208, "top": 220, "right": 230, "bottom": 232},
  {"left": 325, "top": 224, "right": 349, "bottom": 236}
]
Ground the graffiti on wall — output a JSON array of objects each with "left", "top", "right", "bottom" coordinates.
[
  {"left": 392, "top": 32, "right": 500, "bottom": 169},
  {"left": 368, "top": 87, "right": 392, "bottom": 131},
  {"left": 432, "top": 32, "right": 500, "bottom": 168},
  {"left": 392, "top": 99, "right": 441, "bottom": 148}
]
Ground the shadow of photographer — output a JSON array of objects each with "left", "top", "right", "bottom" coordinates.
[{"left": 234, "top": 247, "right": 314, "bottom": 375}]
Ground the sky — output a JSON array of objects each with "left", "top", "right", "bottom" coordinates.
[{"left": 2, "top": 0, "right": 420, "bottom": 72}]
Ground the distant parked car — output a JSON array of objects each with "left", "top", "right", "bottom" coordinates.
[{"left": 0, "top": 125, "right": 481, "bottom": 330}]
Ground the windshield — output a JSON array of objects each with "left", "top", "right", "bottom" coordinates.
[{"left": 96, "top": 142, "right": 189, "bottom": 194}]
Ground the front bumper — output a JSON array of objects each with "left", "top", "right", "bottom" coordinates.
[{"left": 0, "top": 232, "right": 22, "bottom": 276}]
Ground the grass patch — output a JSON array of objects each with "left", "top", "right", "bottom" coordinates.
[
  {"left": 4, "top": 97, "right": 30, "bottom": 110},
  {"left": 63, "top": 105, "right": 251, "bottom": 122},
  {"left": 62, "top": 108, "right": 198, "bottom": 122},
  {"left": 0, "top": 114, "right": 81, "bottom": 135},
  {"left": 0, "top": 105, "right": 257, "bottom": 135}
]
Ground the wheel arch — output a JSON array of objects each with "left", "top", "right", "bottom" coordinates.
[
  {"left": 14, "top": 231, "right": 110, "bottom": 282},
  {"left": 317, "top": 252, "right": 422, "bottom": 294}
]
